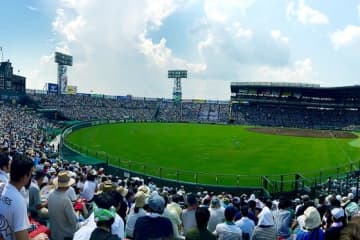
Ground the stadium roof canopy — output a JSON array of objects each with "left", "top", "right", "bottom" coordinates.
[{"left": 231, "top": 82, "right": 360, "bottom": 101}]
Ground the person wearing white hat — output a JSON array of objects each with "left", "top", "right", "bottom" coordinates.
[
  {"left": 324, "top": 207, "right": 345, "bottom": 240},
  {"left": 133, "top": 192, "right": 173, "bottom": 239},
  {"left": 252, "top": 200, "right": 277, "bottom": 240},
  {"left": 295, "top": 206, "right": 324, "bottom": 240},
  {"left": 341, "top": 196, "right": 360, "bottom": 221}
]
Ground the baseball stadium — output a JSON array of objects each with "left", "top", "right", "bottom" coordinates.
[
  {"left": 3, "top": 56, "right": 360, "bottom": 196},
  {"left": 2, "top": 55, "right": 360, "bottom": 239},
  {"left": 59, "top": 81, "right": 360, "bottom": 194}
]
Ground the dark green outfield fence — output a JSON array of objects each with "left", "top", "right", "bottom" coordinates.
[{"left": 60, "top": 120, "right": 360, "bottom": 197}]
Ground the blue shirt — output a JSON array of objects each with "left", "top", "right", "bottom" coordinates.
[
  {"left": 235, "top": 217, "right": 255, "bottom": 238},
  {"left": 296, "top": 228, "right": 325, "bottom": 240}
]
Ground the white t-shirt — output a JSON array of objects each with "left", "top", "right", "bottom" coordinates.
[
  {"left": 80, "top": 180, "right": 97, "bottom": 201},
  {"left": 163, "top": 207, "right": 182, "bottom": 239},
  {"left": 181, "top": 208, "right": 197, "bottom": 235},
  {"left": 73, "top": 212, "right": 124, "bottom": 240},
  {"left": 214, "top": 222, "right": 242, "bottom": 240},
  {"left": 126, "top": 207, "right": 146, "bottom": 238},
  {"left": 0, "top": 183, "right": 30, "bottom": 240},
  {"left": 208, "top": 207, "right": 225, "bottom": 232}
]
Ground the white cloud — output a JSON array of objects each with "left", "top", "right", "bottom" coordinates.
[
  {"left": 31, "top": 0, "right": 205, "bottom": 98},
  {"left": 256, "top": 58, "right": 316, "bottom": 83},
  {"left": 270, "top": 30, "right": 289, "bottom": 45},
  {"left": 204, "top": 0, "right": 255, "bottom": 23},
  {"left": 145, "top": 0, "right": 181, "bottom": 30},
  {"left": 331, "top": 25, "right": 360, "bottom": 49},
  {"left": 198, "top": 25, "right": 290, "bottom": 69},
  {"left": 26, "top": 6, "right": 38, "bottom": 11},
  {"left": 287, "top": 0, "right": 329, "bottom": 25},
  {"left": 26, "top": 0, "right": 321, "bottom": 99},
  {"left": 52, "top": 8, "right": 86, "bottom": 41},
  {"left": 138, "top": 34, "right": 206, "bottom": 72},
  {"left": 227, "top": 22, "right": 253, "bottom": 40}
]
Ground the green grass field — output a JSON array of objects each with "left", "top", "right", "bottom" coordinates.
[{"left": 66, "top": 123, "right": 360, "bottom": 187}]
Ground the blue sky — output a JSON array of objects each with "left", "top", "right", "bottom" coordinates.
[{"left": 1, "top": 0, "right": 360, "bottom": 100}]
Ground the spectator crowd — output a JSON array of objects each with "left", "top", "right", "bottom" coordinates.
[{"left": 1, "top": 97, "right": 360, "bottom": 240}]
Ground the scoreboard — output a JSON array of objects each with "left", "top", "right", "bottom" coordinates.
[
  {"left": 55, "top": 52, "right": 73, "bottom": 66},
  {"left": 168, "top": 70, "right": 187, "bottom": 78}
]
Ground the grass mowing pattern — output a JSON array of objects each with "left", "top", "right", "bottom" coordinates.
[{"left": 66, "top": 123, "right": 360, "bottom": 187}]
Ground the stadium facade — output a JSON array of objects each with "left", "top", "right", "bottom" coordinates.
[
  {"left": 231, "top": 82, "right": 360, "bottom": 130},
  {"left": 0, "top": 60, "right": 26, "bottom": 102}
]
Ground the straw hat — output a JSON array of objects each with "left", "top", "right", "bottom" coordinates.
[
  {"left": 134, "top": 191, "right": 146, "bottom": 208},
  {"left": 96, "top": 180, "right": 117, "bottom": 195},
  {"left": 117, "top": 186, "right": 128, "bottom": 197},
  {"left": 53, "top": 171, "right": 75, "bottom": 188},
  {"left": 138, "top": 185, "right": 151, "bottom": 196},
  {"left": 341, "top": 197, "right": 351, "bottom": 207}
]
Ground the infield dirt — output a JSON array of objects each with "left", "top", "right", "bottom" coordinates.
[{"left": 248, "top": 127, "right": 357, "bottom": 139}]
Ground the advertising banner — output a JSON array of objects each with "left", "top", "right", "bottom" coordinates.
[
  {"left": 66, "top": 85, "right": 77, "bottom": 95},
  {"left": 48, "top": 83, "right": 58, "bottom": 94}
]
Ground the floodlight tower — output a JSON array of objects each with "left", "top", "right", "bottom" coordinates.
[
  {"left": 168, "top": 70, "right": 187, "bottom": 102},
  {"left": 54, "top": 52, "right": 73, "bottom": 94}
]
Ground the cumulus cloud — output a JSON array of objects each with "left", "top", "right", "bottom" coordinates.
[
  {"left": 138, "top": 34, "right": 206, "bottom": 72},
  {"left": 204, "top": 0, "right": 255, "bottom": 23},
  {"left": 256, "top": 58, "right": 316, "bottom": 83},
  {"left": 331, "top": 25, "right": 360, "bottom": 49},
  {"left": 287, "top": 0, "right": 329, "bottom": 25},
  {"left": 198, "top": 26, "right": 290, "bottom": 70},
  {"left": 52, "top": 8, "right": 86, "bottom": 41},
  {"left": 227, "top": 22, "right": 253, "bottom": 40},
  {"left": 30, "top": 0, "right": 207, "bottom": 98},
  {"left": 27, "top": 0, "right": 322, "bottom": 99},
  {"left": 270, "top": 30, "right": 289, "bottom": 45}
]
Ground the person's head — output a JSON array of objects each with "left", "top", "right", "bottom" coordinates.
[
  {"left": 94, "top": 192, "right": 117, "bottom": 210},
  {"left": 87, "top": 169, "right": 97, "bottom": 181},
  {"left": 340, "top": 216, "right": 360, "bottom": 240},
  {"left": 240, "top": 207, "right": 249, "bottom": 218},
  {"left": 186, "top": 194, "right": 197, "bottom": 209},
  {"left": 195, "top": 206, "right": 210, "bottom": 230},
  {"left": 278, "top": 196, "right": 290, "bottom": 210},
  {"left": 33, "top": 169, "right": 46, "bottom": 182},
  {"left": 0, "top": 152, "right": 10, "bottom": 173},
  {"left": 170, "top": 194, "right": 181, "bottom": 203},
  {"left": 260, "top": 198, "right": 272, "bottom": 209},
  {"left": 210, "top": 196, "right": 221, "bottom": 209},
  {"left": 147, "top": 192, "right": 166, "bottom": 214},
  {"left": 248, "top": 200, "right": 256, "bottom": 209},
  {"left": 10, "top": 153, "right": 34, "bottom": 186},
  {"left": 224, "top": 206, "right": 237, "bottom": 222},
  {"left": 93, "top": 203, "right": 116, "bottom": 230},
  {"left": 134, "top": 191, "right": 146, "bottom": 209},
  {"left": 331, "top": 207, "right": 345, "bottom": 223},
  {"left": 304, "top": 206, "right": 321, "bottom": 230},
  {"left": 53, "top": 171, "right": 75, "bottom": 190}
]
